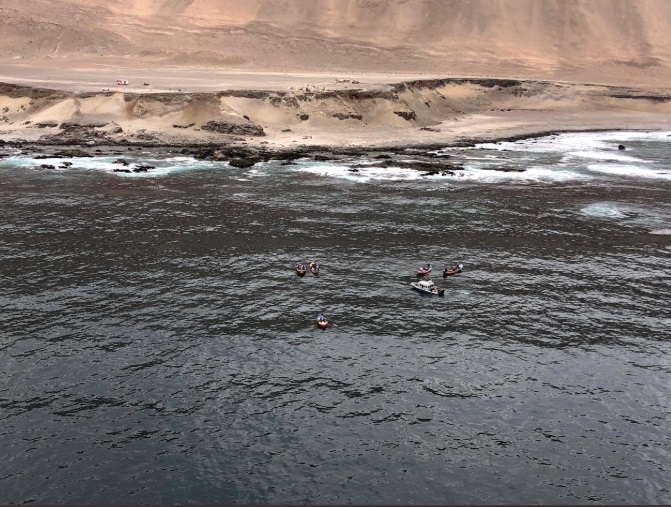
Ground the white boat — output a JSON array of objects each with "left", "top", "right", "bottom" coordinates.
[{"left": 410, "top": 279, "right": 445, "bottom": 296}]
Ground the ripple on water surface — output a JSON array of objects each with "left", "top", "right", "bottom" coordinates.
[{"left": 1, "top": 133, "right": 671, "bottom": 503}]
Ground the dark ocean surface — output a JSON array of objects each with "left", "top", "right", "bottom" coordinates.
[{"left": 1, "top": 131, "right": 670, "bottom": 504}]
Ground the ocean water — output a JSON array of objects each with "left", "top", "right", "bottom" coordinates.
[{"left": 1, "top": 131, "right": 670, "bottom": 504}]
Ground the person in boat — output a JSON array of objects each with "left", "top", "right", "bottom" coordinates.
[{"left": 318, "top": 314, "right": 327, "bottom": 322}]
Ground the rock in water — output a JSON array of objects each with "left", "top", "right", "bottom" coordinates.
[{"left": 228, "top": 158, "right": 257, "bottom": 168}]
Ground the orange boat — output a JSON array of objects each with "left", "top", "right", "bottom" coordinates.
[
  {"left": 443, "top": 264, "right": 463, "bottom": 277},
  {"left": 416, "top": 264, "right": 432, "bottom": 276}
]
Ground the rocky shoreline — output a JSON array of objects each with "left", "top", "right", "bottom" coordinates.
[
  {"left": 0, "top": 127, "right": 643, "bottom": 177},
  {"left": 2, "top": 75, "right": 669, "bottom": 176}
]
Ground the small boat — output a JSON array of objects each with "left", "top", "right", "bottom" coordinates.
[
  {"left": 317, "top": 314, "right": 328, "bottom": 329},
  {"left": 296, "top": 263, "right": 307, "bottom": 276},
  {"left": 417, "top": 264, "right": 432, "bottom": 276},
  {"left": 410, "top": 279, "right": 445, "bottom": 296},
  {"left": 443, "top": 264, "right": 463, "bottom": 277},
  {"left": 310, "top": 261, "right": 320, "bottom": 276}
]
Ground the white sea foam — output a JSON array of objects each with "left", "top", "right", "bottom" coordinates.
[
  {"left": 565, "top": 150, "right": 650, "bottom": 163},
  {"left": 586, "top": 163, "right": 671, "bottom": 180},
  {"left": 457, "top": 166, "right": 588, "bottom": 183},
  {"left": 292, "top": 159, "right": 593, "bottom": 184},
  {"left": 473, "top": 130, "right": 671, "bottom": 154},
  {"left": 580, "top": 202, "right": 628, "bottom": 219},
  {"left": 0, "top": 154, "right": 218, "bottom": 177},
  {"left": 649, "top": 228, "right": 671, "bottom": 235},
  {"left": 247, "top": 168, "right": 270, "bottom": 178},
  {"left": 459, "top": 131, "right": 663, "bottom": 173},
  {"left": 2, "top": 129, "right": 670, "bottom": 185},
  {"left": 438, "top": 130, "right": 671, "bottom": 183},
  {"left": 292, "top": 163, "right": 445, "bottom": 183}
]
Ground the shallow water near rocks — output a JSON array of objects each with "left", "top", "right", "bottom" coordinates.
[{"left": 1, "top": 131, "right": 670, "bottom": 504}]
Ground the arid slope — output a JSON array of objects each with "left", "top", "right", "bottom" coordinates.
[{"left": 2, "top": 0, "right": 671, "bottom": 85}]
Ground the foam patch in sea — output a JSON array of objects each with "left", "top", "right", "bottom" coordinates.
[
  {"left": 469, "top": 130, "right": 671, "bottom": 155},
  {"left": 446, "top": 130, "right": 671, "bottom": 183},
  {"left": 290, "top": 163, "right": 444, "bottom": 183},
  {"left": 580, "top": 202, "right": 629, "bottom": 219},
  {"left": 0, "top": 153, "right": 219, "bottom": 177},
  {"left": 290, "top": 161, "right": 590, "bottom": 184},
  {"left": 586, "top": 163, "right": 671, "bottom": 180}
]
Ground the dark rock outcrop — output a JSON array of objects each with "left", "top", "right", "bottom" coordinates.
[
  {"left": 332, "top": 113, "right": 363, "bottom": 120},
  {"left": 394, "top": 110, "right": 417, "bottom": 121},
  {"left": 132, "top": 164, "right": 155, "bottom": 173},
  {"left": 481, "top": 166, "right": 526, "bottom": 173},
  {"left": 391, "top": 78, "right": 521, "bottom": 93},
  {"left": 228, "top": 158, "right": 257, "bottom": 168},
  {"left": 349, "top": 160, "right": 464, "bottom": 172},
  {"left": 201, "top": 120, "right": 265, "bottom": 136},
  {"left": 35, "top": 121, "right": 59, "bottom": 128},
  {"left": 211, "top": 150, "right": 227, "bottom": 161},
  {"left": 60, "top": 121, "right": 109, "bottom": 129},
  {"left": 53, "top": 149, "right": 93, "bottom": 158},
  {"left": 610, "top": 94, "right": 670, "bottom": 103}
]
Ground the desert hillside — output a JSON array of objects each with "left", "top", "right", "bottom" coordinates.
[
  {"left": 2, "top": 77, "right": 670, "bottom": 149},
  {"left": 1, "top": 0, "right": 671, "bottom": 85}
]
